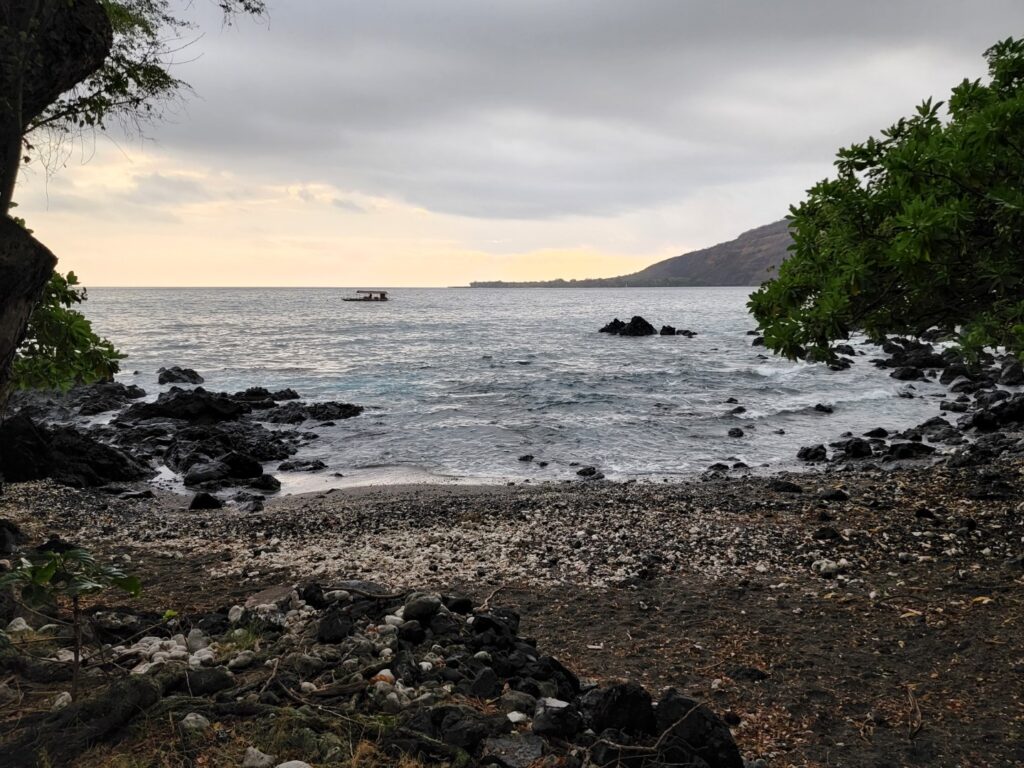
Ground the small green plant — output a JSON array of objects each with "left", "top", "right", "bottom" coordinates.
[
  {"left": 10, "top": 270, "right": 125, "bottom": 395},
  {"left": 0, "top": 548, "right": 141, "bottom": 700}
]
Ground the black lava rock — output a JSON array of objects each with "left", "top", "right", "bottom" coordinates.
[
  {"left": 189, "top": 492, "right": 222, "bottom": 510},
  {"left": 797, "top": 444, "right": 827, "bottom": 462},
  {"left": 157, "top": 366, "right": 204, "bottom": 385}
]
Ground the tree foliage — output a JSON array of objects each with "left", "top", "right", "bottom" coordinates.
[
  {"left": 11, "top": 270, "right": 123, "bottom": 392},
  {"left": 24, "top": 0, "right": 266, "bottom": 166},
  {"left": 749, "top": 38, "right": 1024, "bottom": 361}
]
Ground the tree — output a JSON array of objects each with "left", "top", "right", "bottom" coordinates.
[
  {"left": 749, "top": 38, "right": 1024, "bottom": 361},
  {"left": 0, "top": 0, "right": 264, "bottom": 404}
]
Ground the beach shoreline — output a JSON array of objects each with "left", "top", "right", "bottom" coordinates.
[{"left": 2, "top": 458, "right": 1022, "bottom": 766}]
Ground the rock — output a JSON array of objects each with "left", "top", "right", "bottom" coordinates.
[
  {"left": 123, "top": 387, "right": 249, "bottom": 424},
  {"left": 885, "top": 442, "right": 936, "bottom": 460},
  {"left": 863, "top": 427, "right": 888, "bottom": 438},
  {"left": 263, "top": 401, "right": 363, "bottom": 424},
  {"left": 6, "top": 617, "right": 31, "bottom": 633},
  {"left": 659, "top": 325, "right": 677, "bottom": 336},
  {"left": 751, "top": 336, "right": 765, "bottom": 347},
  {"left": 50, "top": 691, "right": 72, "bottom": 711},
  {"left": 812, "top": 559, "right": 839, "bottom": 577},
  {"left": 317, "top": 611, "right": 354, "bottom": 643},
  {"left": 220, "top": 451, "right": 264, "bottom": 479},
  {"left": 999, "top": 361, "right": 1024, "bottom": 385},
  {"left": 576, "top": 466, "right": 598, "bottom": 477},
  {"left": 248, "top": 474, "right": 281, "bottom": 492},
  {"left": 600, "top": 316, "right": 656, "bottom": 336},
  {"left": 532, "top": 697, "right": 582, "bottom": 739},
  {"left": 0, "top": 414, "right": 151, "bottom": 488},
  {"left": 797, "top": 444, "right": 827, "bottom": 462},
  {"left": 599, "top": 318, "right": 626, "bottom": 334},
  {"left": 274, "top": 762, "right": 313, "bottom": 768},
  {"left": 183, "top": 461, "right": 230, "bottom": 487},
  {"left": 770, "top": 481, "right": 802, "bottom": 493},
  {"left": 242, "top": 746, "right": 277, "bottom": 768},
  {"left": 517, "top": 454, "right": 534, "bottom": 462},
  {"left": 444, "top": 595, "right": 474, "bottom": 614},
  {"left": 814, "top": 403, "right": 834, "bottom": 414},
  {"left": 0, "top": 519, "right": 26, "bottom": 555},
  {"left": 579, "top": 682, "right": 655, "bottom": 736},
  {"left": 228, "top": 651, "right": 256, "bottom": 670},
  {"left": 813, "top": 526, "right": 842, "bottom": 541},
  {"left": 655, "top": 689, "right": 743, "bottom": 768},
  {"left": 819, "top": 488, "right": 850, "bottom": 502},
  {"left": 619, "top": 316, "right": 657, "bottom": 336},
  {"left": 727, "top": 428, "right": 744, "bottom": 438},
  {"left": 499, "top": 690, "right": 538, "bottom": 715},
  {"left": 178, "top": 712, "right": 211, "bottom": 739},
  {"left": 73, "top": 381, "right": 146, "bottom": 415},
  {"left": 181, "top": 667, "right": 235, "bottom": 695},
  {"left": 398, "top": 619, "right": 425, "bottom": 644},
  {"left": 277, "top": 459, "right": 328, "bottom": 472},
  {"left": 891, "top": 366, "right": 922, "bottom": 380},
  {"left": 676, "top": 329, "right": 697, "bottom": 337},
  {"left": 481, "top": 735, "right": 544, "bottom": 768},
  {"left": 469, "top": 667, "right": 500, "bottom": 698},
  {"left": 189, "top": 492, "right": 222, "bottom": 510},
  {"left": 404, "top": 594, "right": 443, "bottom": 623},
  {"left": 157, "top": 366, "right": 204, "bottom": 385},
  {"left": 839, "top": 437, "right": 873, "bottom": 458}
]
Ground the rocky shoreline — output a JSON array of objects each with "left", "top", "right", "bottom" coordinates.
[{"left": 1, "top": 337, "right": 1024, "bottom": 765}]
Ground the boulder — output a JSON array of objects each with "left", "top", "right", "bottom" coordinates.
[
  {"left": 659, "top": 325, "right": 677, "bottom": 336},
  {"left": 0, "top": 415, "right": 151, "bottom": 488},
  {"left": 263, "top": 401, "right": 363, "bottom": 424},
  {"left": 797, "top": 444, "right": 827, "bottom": 462},
  {"left": 123, "top": 387, "right": 249, "bottom": 424},
  {"left": 999, "top": 361, "right": 1024, "bottom": 385},
  {"left": 619, "top": 316, "right": 657, "bottom": 337},
  {"left": 655, "top": 689, "right": 744, "bottom": 768},
  {"left": 579, "top": 682, "right": 655, "bottom": 736},
  {"left": 188, "top": 492, "right": 222, "bottom": 510},
  {"left": 599, "top": 318, "right": 626, "bottom": 334},
  {"left": 157, "top": 366, "right": 204, "bottom": 385}
]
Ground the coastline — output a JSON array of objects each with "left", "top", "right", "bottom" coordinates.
[{"left": 2, "top": 459, "right": 1022, "bottom": 766}]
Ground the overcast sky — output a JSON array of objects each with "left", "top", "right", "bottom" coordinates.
[{"left": 16, "top": 0, "right": 1024, "bottom": 286}]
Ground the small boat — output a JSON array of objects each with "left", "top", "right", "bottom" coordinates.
[{"left": 343, "top": 290, "right": 389, "bottom": 302}]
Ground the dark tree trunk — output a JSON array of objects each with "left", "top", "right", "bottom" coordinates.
[
  {"left": 0, "top": 216, "right": 55, "bottom": 401},
  {"left": 0, "top": 0, "right": 112, "bottom": 405}
]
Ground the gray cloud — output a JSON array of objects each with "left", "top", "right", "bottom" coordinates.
[{"left": 147, "top": 1, "right": 1024, "bottom": 219}]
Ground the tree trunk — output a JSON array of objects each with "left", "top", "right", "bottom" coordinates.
[
  {"left": 0, "top": 216, "right": 55, "bottom": 404},
  {"left": 0, "top": 0, "right": 113, "bottom": 405}
]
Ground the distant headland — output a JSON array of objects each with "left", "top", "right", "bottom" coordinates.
[{"left": 470, "top": 219, "right": 791, "bottom": 288}]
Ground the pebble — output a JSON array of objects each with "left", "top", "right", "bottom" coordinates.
[
  {"left": 6, "top": 617, "right": 31, "bottom": 633},
  {"left": 275, "top": 762, "right": 313, "bottom": 768},
  {"left": 242, "top": 746, "right": 277, "bottom": 768},
  {"left": 50, "top": 691, "right": 72, "bottom": 711},
  {"left": 178, "top": 712, "right": 211, "bottom": 739},
  {"left": 229, "top": 650, "right": 256, "bottom": 670}
]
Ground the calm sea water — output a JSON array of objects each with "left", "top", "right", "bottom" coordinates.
[{"left": 83, "top": 287, "right": 945, "bottom": 491}]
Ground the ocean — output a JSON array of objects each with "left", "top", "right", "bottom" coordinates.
[{"left": 83, "top": 287, "right": 947, "bottom": 491}]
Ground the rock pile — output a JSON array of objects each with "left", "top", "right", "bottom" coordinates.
[{"left": 0, "top": 582, "right": 746, "bottom": 768}]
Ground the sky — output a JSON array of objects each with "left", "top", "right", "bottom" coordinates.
[{"left": 14, "top": 0, "right": 1024, "bottom": 287}]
